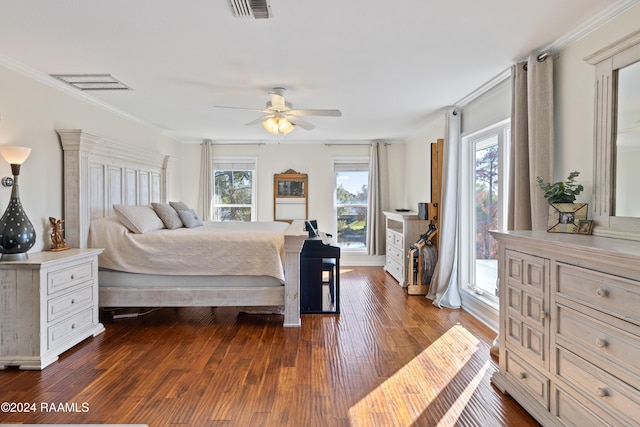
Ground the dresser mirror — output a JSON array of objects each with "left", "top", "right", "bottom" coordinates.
[{"left": 585, "top": 29, "right": 640, "bottom": 240}]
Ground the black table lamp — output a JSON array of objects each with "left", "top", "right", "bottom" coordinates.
[{"left": 0, "top": 146, "right": 35, "bottom": 261}]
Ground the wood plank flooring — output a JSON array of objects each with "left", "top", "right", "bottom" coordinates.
[{"left": 0, "top": 267, "right": 539, "bottom": 426}]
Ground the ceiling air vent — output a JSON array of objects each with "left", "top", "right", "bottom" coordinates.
[
  {"left": 229, "top": 0, "right": 272, "bottom": 19},
  {"left": 51, "top": 74, "right": 132, "bottom": 91}
]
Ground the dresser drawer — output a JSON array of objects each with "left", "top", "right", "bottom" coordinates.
[
  {"left": 47, "top": 307, "right": 94, "bottom": 350},
  {"left": 553, "top": 384, "right": 623, "bottom": 427},
  {"left": 556, "top": 304, "right": 640, "bottom": 390},
  {"left": 385, "top": 257, "right": 403, "bottom": 283},
  {"left": 387, "top": 244, "right": 404, "bottom": 265},
  {"left": 47, "top": 284, "right": 94, "bottom": 322},
  {"left": 556, "top": 263, "right": 640, "bottom": 324},
  {"left": 556, "top": 347, "right": 640, "bottom": 425},
  {"left": 47, "top": 260, "right": 95, "bottom": 294},
  {"left": 387, "top": 230, "right": 403, "bottom": 248},
  {"left": 505, "top": 350, "right": 550, "bottom": 409}
]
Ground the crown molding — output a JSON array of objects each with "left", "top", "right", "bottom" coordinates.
[{"left": 0, "top": 53, "right": 179, "bottom": 142}]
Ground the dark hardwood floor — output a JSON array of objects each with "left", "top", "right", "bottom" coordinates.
[{"left": 0, "top": 267, "right": 539, "bottom": 426}]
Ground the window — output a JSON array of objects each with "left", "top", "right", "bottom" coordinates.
[
  {"left": 333, "top": 159, "right": 369, "bottom": 250},
  {"left": 212, "top": 157, "right": 257, "bottom": 221},
  {"left": 460, "top": 120, "right": 510, "bottom": 301}
]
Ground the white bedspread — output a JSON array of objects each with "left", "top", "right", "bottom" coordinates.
[{"left": 88, "top": 217, "right": 290, "bottom": 282}]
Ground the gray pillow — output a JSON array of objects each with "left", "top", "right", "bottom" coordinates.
[
  {"left": 178, "top": 209, "right": 203, "bottom": 228},
  {"left": 169, "top": 201, "right": 190, "bottom": 211},
  {"left": 152, "top": 202, "right": 183, "bottom": 229}
]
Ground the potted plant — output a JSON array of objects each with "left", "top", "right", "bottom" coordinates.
[{"left": 536, "top": 171, "right": 588, "bottom": 233}]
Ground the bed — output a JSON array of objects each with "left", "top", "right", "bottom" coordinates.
[{"left": 58, "top": 129, "right": 305, "bottom": 327}]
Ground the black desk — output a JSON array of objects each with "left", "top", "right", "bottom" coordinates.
[{"left": 299, "top": 233, "right": 340, "bottom": 314}]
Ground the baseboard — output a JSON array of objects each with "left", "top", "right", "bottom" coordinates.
[
  {"left": 460, "top": 290, "right": 499, "bottom": 333},
  {"left": 340, "top": 254, "right": 385, "bottom": 266}
]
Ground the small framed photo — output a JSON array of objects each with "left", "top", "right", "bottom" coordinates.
[{"left": 577, "top": 220, "right": 594, "bottom": 235}]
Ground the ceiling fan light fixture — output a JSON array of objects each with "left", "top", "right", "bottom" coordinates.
[
  {"left": 262, "top": 117, "right": 280, "bottom": 134},
  {"left": 261, "top": 117, "right": 295, "bottom": 135},
  {"left": 279, "top": 118, "right": 295, "bottom": 135}
]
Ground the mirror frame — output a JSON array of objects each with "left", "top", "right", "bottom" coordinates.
[{"left": 585, "top": 29, "right": 640, "bottom": 240}]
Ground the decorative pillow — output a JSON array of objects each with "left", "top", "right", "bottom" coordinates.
[
  {"left": 169, "top": 201, "right": 190, "bottom": 211},
  {"left": 151, "top": 202, "right": 183, "bottom": 229},
  {"left": 178, "top": 209, "right": 204, "bottom": 228},
  {"left": 113, "top": 204, "right": 165, "bottom": 234}
]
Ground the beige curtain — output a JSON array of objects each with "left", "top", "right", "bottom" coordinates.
[
  {"left": 367, "top": 141, "right": 389, "bottom": 255},
  {"left": 198, "top": 139, "right": 213, "bottom": 220},
  {"left": 508, "top": 53, "right": 554, "bottom": 231},
  {"left": 426, "top": 109, "right": 462, "bottom": 308}
]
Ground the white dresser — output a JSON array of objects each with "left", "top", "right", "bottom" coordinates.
[
  {"left": 383, "top": 211, "right": 428, "bottom": 286},
  {"left": 0, "top": 248, "right": 104, "bottom": 370},
  {"left": 491, "top": 231, "right": 640, "bottom": 426}
]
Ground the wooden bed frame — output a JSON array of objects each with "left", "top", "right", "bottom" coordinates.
[{"left": 57, "top": 129, "right": 305, "bottom": 327}]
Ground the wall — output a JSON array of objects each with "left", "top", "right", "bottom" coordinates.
[
  {"left": 554, "top": 4, "right": 640, "bottom": 205},
  {"left": 0, "top": 63, "right": 183, "bottom": 252},
  {"left": 403, "top": 114, "right": 446, "bottom": 211},
  {"left": 180, "top": 141, "right": 405, "bottom": 230}
]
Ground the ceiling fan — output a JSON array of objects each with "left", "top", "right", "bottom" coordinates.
[{"left": 214, "top": 87, "right": 342, "bottom": 135}]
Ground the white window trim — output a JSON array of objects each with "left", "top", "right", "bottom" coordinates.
[
  {"left": 212, "top": 156, "right": 258, "bottom": 221},
  {"left": 459, "top": 119, "right": 510, "bottom": 308},
  {"left": 332, "top": 156, "right": 369, "bottom": 253}
]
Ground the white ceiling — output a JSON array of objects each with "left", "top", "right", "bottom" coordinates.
[{"left": 0, "top": 0, "right": 635, "bottom": 144}]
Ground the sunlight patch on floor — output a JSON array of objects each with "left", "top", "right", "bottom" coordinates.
[{"left": 348, "top": 323, "right": 483, "bottom": 426}]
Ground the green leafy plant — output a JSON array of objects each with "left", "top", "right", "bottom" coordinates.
[{"left": 536, "top": 171, "right": 584, "bottom": 204}]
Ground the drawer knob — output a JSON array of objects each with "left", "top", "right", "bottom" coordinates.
[
  {"left": 596, "top": 387, "right": 608, "bottom": 397},
  {"left": 595, "top": 288, "right": 609, "bottom": 297},
  {"left": 539, "top": 311, "right": 548, "bottom": 319},
  {"left": 71, "top": 299, "right": 75, "bottom": 304},
  {"left": 518, "top": 372, "right": 527, "bottom": 379},
  {"left": 71, "top": 323, "right": 76, "bottom": 329},
  {"left": 595, "top": 338, "right": 608, "bottom": 348},
  {"left": 70, "top": 274, "right": 75, "bottom": 280}
]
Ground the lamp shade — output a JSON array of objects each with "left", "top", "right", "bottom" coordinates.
[{"left": 0, "top": 146, "right": 31, "bottom": 165}]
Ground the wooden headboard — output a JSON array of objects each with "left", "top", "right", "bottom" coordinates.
[{"left": 57, "top": 129, "right": 174, "bottom": 248}]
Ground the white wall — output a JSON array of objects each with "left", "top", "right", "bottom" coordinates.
[
  {"left": 403, "top": 114, "right": 446, "bottom": 210},
  {"left": 0, "top": 63, "right": 183, "bottom": 252},
  {"left": 554, "top": 4, "right": 640, "bottom": 205},
  {"left": 180, "top": 142, "right": 405, "bottom": 232}
]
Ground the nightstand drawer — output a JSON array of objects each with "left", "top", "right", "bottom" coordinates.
[
  {"left": 505, "top": 350, "right": 549, "bottom": 409},
  {"left": 48, "top": 307, "right": 94, "bottom": 350},
  {"left": 557, "top": 347, "right": 640, "bottom": 424},
  {"left": 556, "top": 263, "right": 640, "bottom": 323},
  {"left": 48, "top": 284, "right": 94, "bottom": 322},
  {"left": 47, "top": 260, "right": 94, "bottom": 294}
]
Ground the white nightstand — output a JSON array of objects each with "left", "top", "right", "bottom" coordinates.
[{"left": 0, "top": 248, "right": 104, "bottom": 370}]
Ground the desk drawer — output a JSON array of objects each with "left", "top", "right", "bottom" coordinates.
[
  {"left": 556, "top": 263, "right": 640, "bottom": 324},
  {"left": 47, "top": 261, "right": 95, "bottom": 294}
]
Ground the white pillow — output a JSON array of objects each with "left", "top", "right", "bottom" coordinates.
[{"left": 113, "top": 204, "right": 165, "bottom": 234}]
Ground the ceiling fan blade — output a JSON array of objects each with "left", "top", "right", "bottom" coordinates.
[
  {"left": 286, "top": 115, "right": 315, "bottom": 130},
  {"left": 269, "top": 91, "right": 286, "bottom": 110},
  {"left": 214, "top": 105, "right": 270, "bottom": 113},
  {"left": 244, "top": 115, "right": 273, "bottom": 126},
  {"left": 289, "top": 108, "right": 342, "bottom": 117}
]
